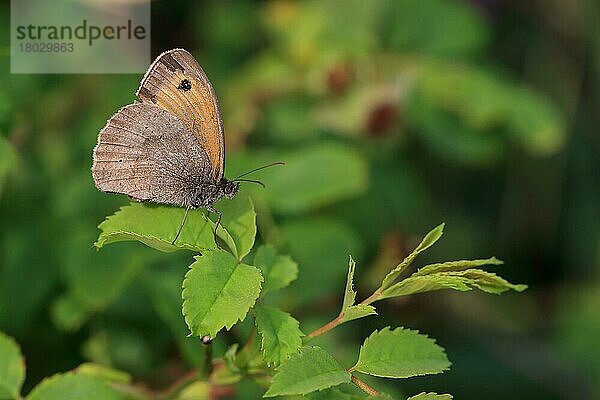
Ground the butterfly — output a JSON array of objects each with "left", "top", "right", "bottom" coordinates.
[{"left": 92, "top": 48, "right": 281, "bottom": 243}]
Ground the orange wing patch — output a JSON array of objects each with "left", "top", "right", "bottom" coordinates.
[{"left": 136, "top": 49, "right": 224, "bottom": 181}]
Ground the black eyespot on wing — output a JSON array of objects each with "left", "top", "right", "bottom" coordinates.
[{"left": 177, "top": 79, "right": 192, "bottom": 92}]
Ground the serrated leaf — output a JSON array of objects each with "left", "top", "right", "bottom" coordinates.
[
  {"left": 352, "top": 327, "right": 450, "bottom": 378},
  {"left": 337, "top": 256, "right": 376, "bottom": 324},
  {"left": 254, "top": 245, "right": 298, "bottom": 293},
  {"left": 26, "top": 373, "right": 126, "bottom": 400},
  {"left": 413, "top": 257, "right": 503, "bottom": 277},
  {"left": 264, "top": 346, "right": 351, "bottom": 397},
  {"left": 380, "top": 274, "right": 471, "bottom": 299},
  {"left": 182, "top": 249, "right": 263, "bottom": 338},
  {"left": 0, "top": 332, "right": 25, "bottom": 399},
  {"left": 342, "top": 256, "right": 357, "bottom": 311},
  {"left": 95, "top": 198, "right": 253, "bottom": 256},
  {"left": 95, "top": 202, "right": 217, "bottom": 253},
  {"left": 339, "top": 304, "right": 377, "bottom": 324},
  {"left": 381, "top": 224, "right": 444, "bottom": 290},
  {"left": 380, "top": 269, "right": 526, "bottom": 299},
  {"left": 451, "top": 269, "right": 527, "bottom": 294},
  {"left": 214, "top": 196, "right": 256, "bottom": 260},
  {"left": 407, "top": 393, "right": 453, "bottom": 400},
  {"left": 253, "top": 305, "right": 304, "bottom": 366}
]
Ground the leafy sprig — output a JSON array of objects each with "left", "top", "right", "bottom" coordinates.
[{"left": 2, "top": 199, "right": 525, "bottom": 399}]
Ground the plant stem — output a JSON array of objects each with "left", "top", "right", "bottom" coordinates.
[
  {"left": 305, "top": 314, "right": 343, "bottom": 341},
  {"left": 304, "top": 289, "right": 382, "bottom": 342},
  {"left": 359, "top": 289, "right": 381, "bottom": 305},
  {"left": 350, "top": 374, "right": 378, "bottom": 396}
]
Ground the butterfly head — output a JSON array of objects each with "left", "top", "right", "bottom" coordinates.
[{"left": 221, "top": 179, "right": 240, "bottom": 199}]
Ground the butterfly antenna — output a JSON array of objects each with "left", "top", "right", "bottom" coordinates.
[
  {"left": 233, "top": 162, "right": 285, "bottom": 180},
  {"left": 233, "top": 179, "right": 266, "bottom": 188}
]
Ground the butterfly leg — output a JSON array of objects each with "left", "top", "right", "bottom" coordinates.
[
  {"left": 214, "top": 211, "right": 223, "bottom": 238},
  {"left": 172, "top": 205, "right": 192, "bottom": 245},
  {"left": 205, "top": 205, "right": 222, "bottom": 243}
]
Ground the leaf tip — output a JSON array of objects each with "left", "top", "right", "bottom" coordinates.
[
  {"left": 490, "top": 256, "right": 504, "bottom": 265},
  {"left": 513, "top": 284, "right": 528, "bottom": 292}
]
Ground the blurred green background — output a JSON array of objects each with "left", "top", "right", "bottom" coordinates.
[{"left": 0, "top": 0, "right": 599, "bottom": 399}]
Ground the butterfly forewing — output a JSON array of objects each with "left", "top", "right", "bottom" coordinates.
[
  {"left": 92, "top": 102, "right": 211, "bottom": 206},
  {"left": 136, "top": 48, "right": 225, "bottom": 181}
]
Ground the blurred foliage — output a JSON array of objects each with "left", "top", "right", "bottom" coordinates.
[{"left": 0, "top": 0, "right": 599, "bottom": 399}]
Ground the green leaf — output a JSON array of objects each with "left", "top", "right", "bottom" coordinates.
[
  {"left": 409, "top": 60, "right": 565, "bottom": 161},
  {"left": 26, "top": 373, "right": 126, "bottom": 400},
  {"left": 413, "top": 257, "right": 503, "bottom": 277},
  {"left": 182, "top": 249, "right": 263, "bottom": 338},
  {"left": 253, "top": 304, "right": 304, "bottom": 366},
  {"left": 253, "top": 245, "right": 298, "bottom": 293},
  {"left": 95, "top": 202, "right": 217, "bottom": 253},
  {"left": 264, "top": 346, "right": 351, "bottom": 397},
  {"left": 50, "top": 295, "right": 90, "bottom": 332},
  {"left": 342, "top": 256, "right": 357, "bottom": 311},
  {"left": 380, "top": 270, "right": 527, "bottom": 299},
  {"left": 74, "top": 363, "right": 131, "bottom": 384},
  {"left": 214, "top": 195, "right": 256, "bottom": 260},
  {"left": 407, "top": 393, "right": 453, "bottom": 400},
  {"left": 265, "top": 143, "right": 369, "bottom": 214},
  {"left": 380, "top": 224, "right": 444, "bottom": 290},
  {"left": 0, "top": 332, "right": 25, "bottom": 399},
  {"left": 339, "top": 304, "right": 377, "bottom": 324},
  {"left": 452, "top": 269, "right": 528, "bottom": 294},
  {"left": 352, "top": 327, "right": 450, "bottom": 378},
  {"left": 407, "top": 93, "right": 504, "bottom": 166},
  {"left": 337, "top": 256, "right": 377, "bottom": 324},
  {"left": 506, "top": 86, "right": 565, "bottom": 156},
  {"left": 380, "top": 274, "right": 471, "bottom": 298}
]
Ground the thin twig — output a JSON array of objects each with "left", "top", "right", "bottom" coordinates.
[
  {"left": 304, "top": 289, "right": 382, "bottom": 342},
  {"left": 305, "top": 314, "right": 344, "bottom": 341},
  {"left": 359, "top": 290, "right": 381, "bottom": 305},
  {"left": 350, "top": 374, "right": 378, "bottom": 396}
]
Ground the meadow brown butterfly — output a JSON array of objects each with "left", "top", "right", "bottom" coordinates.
[{"left": 92, "top": 48, "right": 281, "bottom": 243}]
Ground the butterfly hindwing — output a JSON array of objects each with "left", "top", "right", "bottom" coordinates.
[
  {"left": 136, "top": 48, "right": 225, "bottom": 182},
  {"left": 92, "top": 102, "right": 212, "bottom": 206}
]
